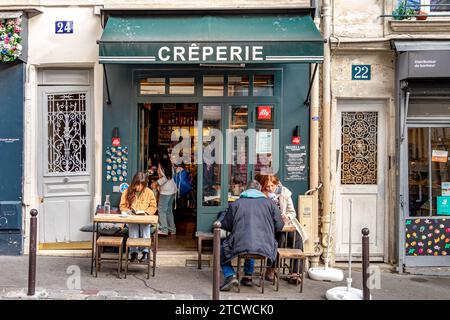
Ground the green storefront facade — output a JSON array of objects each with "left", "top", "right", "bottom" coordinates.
[{"left": 99, "top": 9, "right": 323, "bottom": 233}]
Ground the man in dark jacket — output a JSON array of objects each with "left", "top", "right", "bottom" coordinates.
[{"left": 219, "top": 180, "right": 284, "bottom": 291}]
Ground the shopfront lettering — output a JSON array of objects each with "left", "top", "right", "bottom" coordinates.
[
  {"left": 414, "top": 60, "right": 437, "bottom": 69},
  {"left": 157, "top": 44, "right": 264, "bottom": 62}
]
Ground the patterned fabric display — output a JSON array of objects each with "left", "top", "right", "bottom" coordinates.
[
  {"left": 405, "top": 218, "right": 450, "bottom": 256},
  {"left": 105, "top": 146, "right": 129, "bottom": 183}
]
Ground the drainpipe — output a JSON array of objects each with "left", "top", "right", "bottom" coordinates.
[
  {"left": 309, "top": 12, "right": 321, "bottom": 269},
  {"left": 321, "top": 0, "right": 333, "bottom": 264}
]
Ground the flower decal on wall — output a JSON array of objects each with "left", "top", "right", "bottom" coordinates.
[{"left": 0, "top": 17, "right": 22, "bottom": 62}]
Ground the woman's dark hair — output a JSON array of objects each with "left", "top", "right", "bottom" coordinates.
[
  {"left": 159, "top": 157, "right": 173, "bottom": 180},
  {"left": 127, "top": 172, "right": 148, "bottom": 208},
  {"left": 157, "top": 146, "right": 169, "bottom": 164}
]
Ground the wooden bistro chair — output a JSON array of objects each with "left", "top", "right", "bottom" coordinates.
[
  {"left": 236, "top": 253, "right": 267, "bottom": 294},
  {"left": 124, "top": 238, "right": 153, "bottom": 279},
  {"left": 95, "top": 236, "right": 124, "bottom": 279},
  {"left": 124, "top": 216, "right": 159, "bottom": 279},
  {"left": 274, "top": 225, "right": 307, "bottom": 293}
]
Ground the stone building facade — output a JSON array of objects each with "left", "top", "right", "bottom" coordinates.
[
  {"left": 327, "top": 0, "right": 450, "bottom": 273},
  {"left": 1, "top": 0, "right": 449, "bottom": 273}
]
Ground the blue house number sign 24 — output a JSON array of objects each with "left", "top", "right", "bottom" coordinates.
[
  {"left": 352, "top": 65, "right": 371, "bottom": 80},
  {"left": 55, "top": 21, "right": 73, "bottom": 34}
]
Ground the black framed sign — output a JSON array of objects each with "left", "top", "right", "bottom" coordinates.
[{"left": 284, "top": 144, "right": 307, "bottom": 181}]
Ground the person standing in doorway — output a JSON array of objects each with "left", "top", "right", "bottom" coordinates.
[
  {"left": 120, "top": 172, "right": 157, "bottom": 263},
  {"left": 156, "top": 155, "right": 177, "bottom": 236}
]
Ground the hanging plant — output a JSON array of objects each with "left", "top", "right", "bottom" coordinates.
[{"left": 0, "top": 17, "right": 23, "bottom": 62}]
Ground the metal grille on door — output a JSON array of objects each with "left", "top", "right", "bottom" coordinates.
[
  {"left": 341, "top": 112, "right": 378, "bottom": 185},
  {"left": 47, "top": 93, "right": 87, "bottom": 173}
]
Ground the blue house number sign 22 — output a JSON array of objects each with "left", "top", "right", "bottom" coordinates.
[
  {"left": 55, "top": 21, "right": 73, "bottom": 34},
  {"left": 352, "top": 65, "right": 371, "bottom": 80}
]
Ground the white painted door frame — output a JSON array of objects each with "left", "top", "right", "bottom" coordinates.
[
  {"left": 37, "top": 69, "right": 94, "bottom": 243},
  {"left": 335, "top": 100, "right": 388, "bottom": 262}
]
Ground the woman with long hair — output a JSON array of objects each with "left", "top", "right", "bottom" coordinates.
[
  {"left": 120, "top": 172, "right": 157, "bottom": 262},
  {"left": 257, "top": 174, "right": 306, "bottom": 283},
  {"left": 156, "top": 154, "right": 177, "bottom": 236}
]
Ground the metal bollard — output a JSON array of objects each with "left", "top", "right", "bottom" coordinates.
[
  {"left": 362, "top": 228, "right": 370, "bottom": 300},
  {"left": 212, "top": 220, "right": 221, "bottom": 300},
  {"left": 28, "top": 209, "right": 38, "bottom": 296}
]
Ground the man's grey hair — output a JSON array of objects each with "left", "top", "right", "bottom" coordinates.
[{"left": 246, "top": 180, "right": 261, "bottom": 191}]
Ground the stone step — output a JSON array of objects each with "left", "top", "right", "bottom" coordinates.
[{"left": 37, "top": 249, "right": 212, "bottom": 267}]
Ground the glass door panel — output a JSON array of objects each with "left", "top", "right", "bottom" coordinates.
[
  {"left": 201, "top": 105, "right": 223, "bottom": 207},
  {"left": 228, "top": 105, "right": 249, "bottom": 197},
  {"left": 408, "top": 128, "right": 430, "bottom": 216},
  {"left": 254, "top": 105, "right": 276, "bottom": 176}
]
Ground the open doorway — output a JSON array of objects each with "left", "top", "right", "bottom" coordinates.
[{"left": 139, "top": 103, "right": 198, "bottom": 251}]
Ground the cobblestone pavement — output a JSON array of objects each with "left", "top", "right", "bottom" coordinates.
[{"left": 1, "top": 255, "right": 449, "bottom": 300}]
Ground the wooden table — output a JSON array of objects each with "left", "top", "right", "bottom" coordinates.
[{"left": 90, "top": 213, "right": 158, "bottom": 275}]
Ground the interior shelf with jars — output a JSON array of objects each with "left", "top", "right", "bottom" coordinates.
[{"left": 158, "top": 110, "right": 197, "bottom": 146}]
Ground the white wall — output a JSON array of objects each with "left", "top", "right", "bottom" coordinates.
[
  {"left": 28, "top": 6, "right": 101, "bottom": 65},
  {"left": 22, "top": 6, "right": 103, "bottom": 252},
  {"left": 333, "top": 0, "right": 385, "bottom": 39}
]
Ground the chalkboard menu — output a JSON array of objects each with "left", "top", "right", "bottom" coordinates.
[{"left": 284, "top": 145, "right": 307, "bottom": 181}]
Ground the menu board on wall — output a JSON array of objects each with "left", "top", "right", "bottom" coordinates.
[{"left": 284, "top": 145, "right": 307, "bottom": 181}]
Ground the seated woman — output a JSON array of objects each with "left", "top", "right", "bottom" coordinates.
[
  {"left": 257, "top": 174, "right": 306, "bottom": 283},
  {"left": 120, "top": 172, "right": 157, "bottom": 262}
]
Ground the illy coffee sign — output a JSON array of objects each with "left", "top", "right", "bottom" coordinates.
[{"left": 258, "top": 106, "right": 272, "bottom": 120}]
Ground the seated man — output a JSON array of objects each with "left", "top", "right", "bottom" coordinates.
[{"left": 219, "top": 180, "right": 284, "bottom": 291}]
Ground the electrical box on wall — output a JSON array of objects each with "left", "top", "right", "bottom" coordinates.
[{"left": 298, "top": 195, "right": 316, "bottom": 255}]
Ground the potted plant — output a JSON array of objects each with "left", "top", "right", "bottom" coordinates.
[
  {"left": 392, "top": 0, "right": 416, "bottom": 20},
  {"left": 415, "top": 1, "right": 429, "bottom": 21},
  {"left": 415, "top": 9, "right": 428, "bottom": 20}
]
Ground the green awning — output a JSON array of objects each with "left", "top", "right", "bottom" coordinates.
[{"left": 99, "top": 14, "right": 324, "bottom": 64}]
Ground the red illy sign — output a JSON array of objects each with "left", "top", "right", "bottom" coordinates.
[
  {"left": 292, "top": 136, "right": 300, "bottom": 144},
  {"left": 257, "top": 106, "right": 272, "bottom": 120},
  {"left": 112, "top": 137, "right": 121, "bottom": 147}
]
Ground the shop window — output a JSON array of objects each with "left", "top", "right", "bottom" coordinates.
[
  {"left": 228, "top": 75, "right": 249, "bottom": 96},
  {"left": 169, "top": 77, "right": 195, "bottom": 95},
  {"left": 341, "top": 112, "right": 378, "bottom": 185},
  {"left": 140, "top": 78, "right": 166, "bottom": 95},
  {"left": 253, "top": 75, "right": 274, "bottom": 96},
  {"left": 408, "top": 127, "right": 450, "bottom": 217},
  {"left": 203, "top": 76, "right": 224, "bottom": 96}
]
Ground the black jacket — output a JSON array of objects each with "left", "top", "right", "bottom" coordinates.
[{"left": 220, "top": 189, "right": 284, "bottom": 264}]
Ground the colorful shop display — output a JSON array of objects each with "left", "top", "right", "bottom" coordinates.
[
  {"left": 405, "top": 218, "right": 450, "bottom": 256},
  {"left": 105, "top": 146, "right": 128, "bottom": 183}
]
